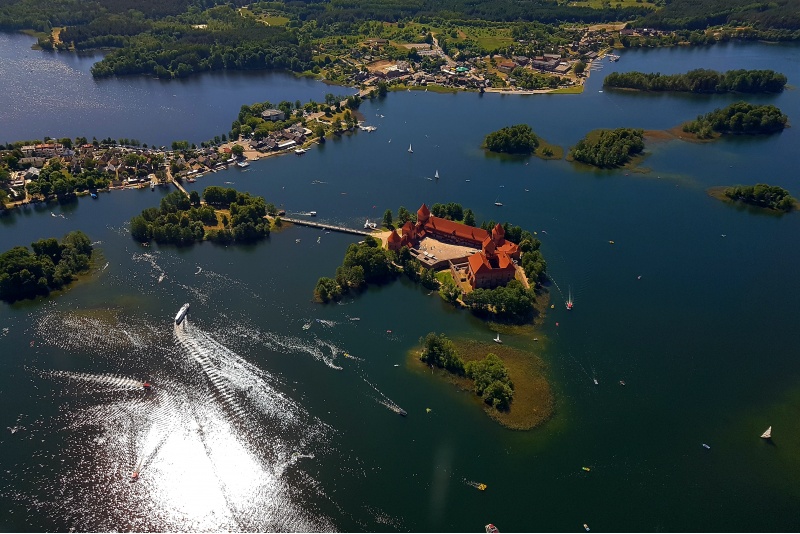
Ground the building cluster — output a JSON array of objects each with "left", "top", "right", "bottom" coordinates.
[
  {"left": 387, "top": 204, "right": 522, "bottom": 291},
  {"left": 240, "top": 123, "right": 311, "bottom": 154}
]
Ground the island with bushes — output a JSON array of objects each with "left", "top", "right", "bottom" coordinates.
[
  {"left": 0, "top": 231, "right": 94, "bottom": 303},
  {"left": 681, "top": 102, "right": 788, "bottom": 139},
  {"left": 483, "top": 124, "right": 563, "bottom": 160},
  {"left": 130, "top": 187, "right": 272, "bottom": 245},
  {"left": 569, "top": 128, "right": 645, "bottom": 168},
  {"left": 417, "top": 332, "right": 553, "bottom": 429},
  {"left": 708, "top": 184, "right": 798, "bottom": 212},
  {"left": 603, "top": 69, "right": 788, "bottom": 94}
]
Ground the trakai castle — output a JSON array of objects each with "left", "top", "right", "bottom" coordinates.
[{"left": 386, "top": 204, "right": 521, "bottom": 290}]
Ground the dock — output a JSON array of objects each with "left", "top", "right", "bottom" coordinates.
[{"left": 279, "top": 217, "right": 372, "bottom": 236}]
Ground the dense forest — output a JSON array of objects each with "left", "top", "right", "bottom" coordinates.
[
  {"left": 0, "top": 231, "right": 93, "bottom": 302},
  {"left": 635, "top": 0, "right": 800, "bottom": 31},
  {"left": 604, "top": 69, "right": 787, "bottom": 94},
  {"left": 130, "top": 187, "right": 270, "bottom": 245},
  {"left": 484, "top": 125, "right": 539, "bottom": 155},
  {"left": 569, "top": 128, "right": 645, "bottom": 168},
  {"left": 723, "top": 184, "right": 796, "bottom": 212},
  {"left": 682, "top": 102, "right": 788, "bottom": 139}
]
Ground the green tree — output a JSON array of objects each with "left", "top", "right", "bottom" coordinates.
[
  {"left": 382, "top": 209, "right": 393, "bottom": 228},
  {"left": 231, "top": 144, "right": 245, "bottom": 158}
]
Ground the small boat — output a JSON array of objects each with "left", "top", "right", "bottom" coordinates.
[
  {"left": 584, "top": 524, "right": 590, "bottom": 532},
  {"left": 485, "top": 524, "right": 499, "bottom": 533},
  {"left": 295, "top": 148, "right": 306, "bottom": 155},
  {"left": 237, "top": 160, "right": 250, "bottom": 168},
  {"left": 494, "top": 196, "right": 503, "bottom": 207},
  {"left": 434, "top": 170, "right": 439, "bottom": 179},
  {"left": 131, "top": 471, "right": 139, "bottom": 481},
  {"left": 309, "top": 211, "right": 317, "bottom": 216},
  {"left": 761, "top": 426, "right": 772, "bottom": 439},
  {"left": 90, "top": 192, "right": 98, "bottom": 199},
  {"left": 408, "top": 143, "right": 413, "bottom": 153},
  {"left": 295, "top": 239, "right": 301, "bottom": 243},
  {"left": 702, "top": 443, "right": 711, "bottom": 449},
  {"left": 566, "top": 287, "right": 574, "bottom": 310},
  {"left": 174, "top": 303, "right": 190, "bottom": 325},
  {"left": 582, "top": 467, "right": 591, "bottom": 472},
  {"left": 397, "top": 408, "right": 408, "bottom": 417},
  {"left": 593, "top": 378, "right": 599, "bottom": 385},
  {"left": 150, "top": 181, "right": 155, "bottom": 190},
  {"left": 493, "top": 333, "right": 502, "bottom": 344},
  {"left": 349, "top": 317, "right": 360, "bottom": 321},
  {"left": 608, "top": 240, "right": 615, "bottom": 244},
  {"left": 619, "top": 380, "right": 626, "bottom": 386},
  {"left": 142, "top": 382, "right": 152, "bottom": 390},
  {"left": 187, "top": 178, "right": 196, "bottom": 183},
  {"left": 477, "top": 483, "right": 487, "bottom": 491}
]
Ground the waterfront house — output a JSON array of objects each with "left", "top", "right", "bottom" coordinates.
[{"left": 261, "top": 109, "right": 286, "bottom": 122}]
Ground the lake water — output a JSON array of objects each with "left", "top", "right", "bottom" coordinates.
[{"left": 1, "top": 36, "right": 800, "bottom": 532}]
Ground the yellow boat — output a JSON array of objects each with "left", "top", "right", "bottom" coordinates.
[{"left": 477, "top": 483, "right": 487, "bottom": 491}]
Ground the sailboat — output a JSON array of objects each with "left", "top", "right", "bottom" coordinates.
[
  {"left": 408, "top": 143, "right": 413, "bottom": 153},
  {"left": 566, "top": 287, "right": 574, "bottom": 310},
  {"left": 434, "top": 169, "right": 439, "bottom": 180},
  {"left": 493, "top": 333, "right": 502, "bottom": 344},
  {"left": 494, "top": 196, "right": 503, "bottom": 207},
  {"left": 761, "top": 426, "right": 772, "bottom": 439}
]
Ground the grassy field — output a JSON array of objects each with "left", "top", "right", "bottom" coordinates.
[{"left": 548, "top": 85, "right": 584, "bottom": 94}]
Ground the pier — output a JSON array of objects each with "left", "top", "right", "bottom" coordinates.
[{"left": 279, "top": 217, "right": 372, "bottom": 236}]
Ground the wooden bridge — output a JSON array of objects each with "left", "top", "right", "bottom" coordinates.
[{"left": 280, "top": 217, "right": 372, "bottom": 236}]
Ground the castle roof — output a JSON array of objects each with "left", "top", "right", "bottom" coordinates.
[
  {"left": 425, "top": 216, "right": 489, "bottom": 244},
  {"left": 468, "top": 250, "right": 515, "bottom": 276},
  {"left": 388, "top": 229, "right": 401, "bottom": 243},
  {"left": 417, "top": 203, "right": 431, "bottom": 221}
]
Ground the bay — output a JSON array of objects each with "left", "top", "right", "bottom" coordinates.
[{"left": 1, "top": 38, "right": 799, "bottom": 532}]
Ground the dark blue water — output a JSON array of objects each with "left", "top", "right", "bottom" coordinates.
[
  {"left": 1, "top": 39, "right": 799, "bottom": 532},
  {"left": 0, "top": 32, "right": 351, "bottom": 146}
]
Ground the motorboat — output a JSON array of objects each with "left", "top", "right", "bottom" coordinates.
[
  {"left": 142, "top": 382, "right": 152, "bottom": 390},
  {"left": 295, "top": 148, "right": 306, "bottom": 155},
  {"left": 485, "top": 524, "right": 499, "bottom": 533},
  {"left": 309, "top": 211, "right": 317, "bottom": 216},
  {"left": 493, "top": 333, "right": 502, "bottom": 344},
  {"left": 174, "top": 303, "right": 190, "bottom": 325},
  {"left": 408, "top": 143, "right": 413, "bottom": 153},
  {"left": 237, "top": 160, "right": 250, "bottom": 168}
]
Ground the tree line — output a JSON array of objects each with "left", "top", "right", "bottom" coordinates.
[
  {"left": 569, "top": 128, "right": 644, "bottom": 168},
  {"left": 0, "top": 231, "right": 93, "bottom": 302},
  {"left": 682, "top": 102, "right": 788, "bottom": 139},
  {"left": 314, "top": 236, "right": 397, "bottom": 302},
  {"left": 634, "top": 0, "right": 800, "bottom": 31},
  {"left": 420, "top": 332, "right": 514, "bottom": 411},
  {"left": 723, "top": 184, "right": 796, "bottom": 212},
  {"left": 604, "top": 69, "right": 787, "bottom": 94},
  {"left": 130, "top": 187, "right": 270, "bottom": 245}
]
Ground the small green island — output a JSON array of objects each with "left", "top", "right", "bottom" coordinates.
[
  {"left": 416, "top": 333, "right": 553, "bottom": 430},
  {"left": 130, "top": 187, "right": 273, "bottom": 245},
  {"left": 483, "top": 124, "right": 562, "bottom": 159},
  {"left": 682, "top": 102, "right": 788, "bottom": 139},
  {"left": 568, "top": 128, "right": 645, "bottom": 168},
  {"left": 0, "top": 231, "right": 94, "bottom": 303},
  {"left": 708, "top": 184, "right": 798, "bottom": 212},
  {"left": 603, "top": 69, "right": 788, "bottom": 93}
]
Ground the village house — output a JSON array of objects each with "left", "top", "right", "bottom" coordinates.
[{"left": 261, "top": 109, "right": 285, "bottom": 122}]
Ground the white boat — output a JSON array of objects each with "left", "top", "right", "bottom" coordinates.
[
  {"left": 408, "top": 143, "right": 413, "bottom": 153},
  {"left": 494, "top": 199, "right": 503, "bottom": 207},
  {"left": 435, "top": 170, "right": 439, "bottom": 179},
  {"left": 364, "top": 219, "right": 377, "bottom": 230},
  {"left": 309, "top": 211, "right": 317, "bottom": 216},
  {"left": 493, "top": 333, "right": 502, "bottom": 344},
  {"left": 174, "top": 303, "right": 190, "bottom": 325},
  {"left": 237, "top": 160, "right": 250, "bottom": 168},
  {"left": 295, "top": 148, "right": 306, "bottom": 155},
  {"left": 761, "top": 426, "right": 772, "bottom": 439}
]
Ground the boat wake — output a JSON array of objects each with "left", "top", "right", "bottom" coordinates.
[{"left": 360, "top": 375, "right": 407, "bottom": 416}]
